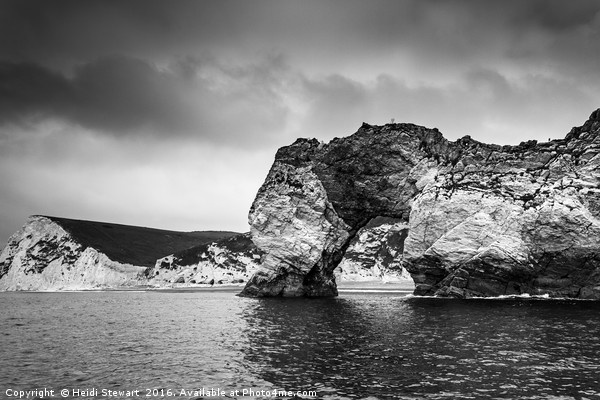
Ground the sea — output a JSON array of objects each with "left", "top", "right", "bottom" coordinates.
[{"left": 1, "top": 288, "right": 600, "bottom": 400}]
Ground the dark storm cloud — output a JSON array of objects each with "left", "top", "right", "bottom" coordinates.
[
  {"left": 0, "top": 62, "right": 71, "bottom": 124},
  {"left": 0, "top": 55, "right": 290, "bottom": 144},
  {"left": 1, "top": 0, "right": 598, "bottom": 144},
  {"left": 0, "top": 0, "right": 290, "bottom": 66},
  {"left": 0, "top": 0, "right": 192, "bottom": 63},
  {"left": 3, "top": 0, "right": 598, "bottom": 64},
  {"left": 2, "top": 0, "right": 600, "bottom": 92},
  {"left": 510, "top": 0, "right": 600, "bottom": 31},
  {"left": 0, "top": 57, "right": 185, "bottom": 133}
]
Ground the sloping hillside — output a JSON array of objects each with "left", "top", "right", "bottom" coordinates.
[{"left": 44, "top": 216, "right": 238, "bottom": 267}]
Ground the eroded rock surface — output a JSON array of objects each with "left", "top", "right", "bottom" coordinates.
[
  {"left": 0, "top": 216, "right": 146, "bottom": 290},
  {"left": 147, "top": 233, "right": 263, "bottom": 286},
  {"left": 335, "top": 217, "right": 411, "bottom": 283},
  {"left": 0, "top": 216, "right": 237, "bottom": 290},
  {"left": 241, "top": 109, "right": 600, "bottom": 298}
]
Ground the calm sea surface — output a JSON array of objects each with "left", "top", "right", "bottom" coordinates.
[{"left": 1, "top": 289, "right": 599, "bottom": 400}]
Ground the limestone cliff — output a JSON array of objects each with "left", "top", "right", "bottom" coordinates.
[
  {"left": 0, "top": 216, "right": 237, "bottom": 290},
  {"left": 335, "top": 217, "right": 411, "bottom": 283},
  {"left": 146, "top": 233, "right": 263, "bottom": 286},
  {"left": 0, "top": 216, "right": 145, "bottom": 290},
  {"left": 241, "top": 109, "right": 600, "bottom": 299}
]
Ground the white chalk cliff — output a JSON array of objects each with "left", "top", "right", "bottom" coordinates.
[
  {"left": 0, "top": 216, "right": 145, "bottom": 290},
  {"left": 146, "top": 233, "right": 263, "bottom": 286},
  {"left": 335, "top": 217, "right": 411, "bottom": 283}
]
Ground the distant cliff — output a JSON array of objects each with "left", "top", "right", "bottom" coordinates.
[
  {"left": 146, "top": 233, "right": 264, "bottom": 286},
  {"left": 241, "top": 109, "right": 600, "bottom": 299},
  {"left": 335, "top": 216, "right": 411, "bottom": 283},
  {"left": 0, "top": 216, "right": 237, "bottom": 290}
]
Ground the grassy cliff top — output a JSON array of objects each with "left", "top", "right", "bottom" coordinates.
[{"left": 41, "top": 216, "right": 239, "bottom": 267}]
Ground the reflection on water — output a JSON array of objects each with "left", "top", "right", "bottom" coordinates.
[
  {"left": 240, "top": 295, "right": 600, "bottom": 399},
  {"left": 1, "top": 291, "right": 599, "bottom": 399}
]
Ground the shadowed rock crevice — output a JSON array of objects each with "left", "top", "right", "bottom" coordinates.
[
  {"left": 241, "top": 109, "right": 600, "bottom": 298},
  {"left": 301, "top": 214, "right": 407, "bottom": 296}
]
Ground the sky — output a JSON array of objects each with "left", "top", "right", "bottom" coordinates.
[{"left": 1, "top": 0, "right": 600, "bottom": 244}]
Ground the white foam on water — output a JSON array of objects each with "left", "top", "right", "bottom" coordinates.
[
  {"left": 400, "top": 293, "right": 596, "bottom": 301},
  {"left": 338, "top": 289, "right": 413, "bottom": 294}
]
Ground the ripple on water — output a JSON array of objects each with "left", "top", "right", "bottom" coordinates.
[{"left": 0, "top": 292, "right": 599, "bottom": 399}]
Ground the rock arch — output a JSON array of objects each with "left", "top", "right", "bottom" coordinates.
[{"left": 240, "top": 111, "right": 600, "bottom": 299}]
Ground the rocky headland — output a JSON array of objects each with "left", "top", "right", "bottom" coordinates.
[
  {"left": 0, "top": 216, "right": 238, "bottom": 290},
  {"left": 240, "top": 109, "right": 600, "bottom": 299}
]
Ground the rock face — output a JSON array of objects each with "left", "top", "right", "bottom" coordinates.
[
  {"left": 146, "top": 233, "right": 263, "bottom": 286},
  {"left": 0, "top": 216, "right": 238, "bottom": 290},
  {"left": 147, "top": 225, "right": 411, "bottom": 287},
  {"left": 0, "top": 216, "right": 146, "bottom": 290},
  {"left": 241, "top": 109, "right": 600, "bottom": 299},
  {"left": 334, "top": 217, "right": 411, "bottom": 283}
]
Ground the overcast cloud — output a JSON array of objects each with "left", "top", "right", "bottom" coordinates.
[{"left": 0, "top": 0, "right": 599, "bottom": 243}]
